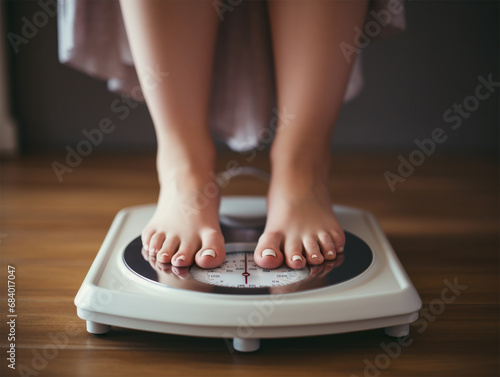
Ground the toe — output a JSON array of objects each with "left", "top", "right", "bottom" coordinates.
[
  {"left": 195, "top": 229, "right": 225, "bottom": 269},
  {"left": 318, "top": 231, "right": 336, "bottom": 260},
  {"left": 254, "top": 231, "right": 284, "bottom": 269},
  {"left": 171, "top": 239, "right": 200, "bottom": 267},
  {"left": 303, "top": 235, "right": 324, "bottom": 265},
  {"left": 141, "top": 247, "right": 150, "bottom": 261},
  {"left": 141, "top": 227, "right": 156, "bottom": 251},
  {"left": 283, "top": 238, "right": 307, "bottom": 269},
  {"left": 148, "top": 232, "right": 166, "bottom": 257},
  {"left": 156, "top": 235, "right": 179, "bottom": 264},
  {"left": 330, "top": 229, "right": 346, "bottom": 253}
]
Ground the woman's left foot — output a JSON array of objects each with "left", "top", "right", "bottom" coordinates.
[{"left": 254, "top": 168, "right": 345, "bottom": 270}]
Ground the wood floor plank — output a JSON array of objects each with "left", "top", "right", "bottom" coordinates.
[
  {"left": 0, "top": 300, "right": 496, "bottom": 348},
  {"left": 1, "top": 152, "right": 498, "bottom": 377},
  {"left": 1, "top": 304, "right": 498, "bottom": 376}
]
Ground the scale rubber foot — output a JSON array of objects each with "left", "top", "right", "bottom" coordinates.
[
  {"left": 87, "top": 321, "right": 111, "bottom": 334},
  {"left": 384, "top": 324, "right": 410, "bottom": 337},
  {"left": 233, "top": 338, "right": 260, "bottom": 352}
]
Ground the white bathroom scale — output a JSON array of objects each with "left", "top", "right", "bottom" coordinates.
[{"left": 75, "top": 196, "right": 422, "bottom": 352}]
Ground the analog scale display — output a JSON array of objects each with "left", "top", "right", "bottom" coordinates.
[
  {"left": 190, "top": 246, "right": 310, "bottom": 288},
  {"left": 123, "top": 232, "right": 373, "bottom": 295}
]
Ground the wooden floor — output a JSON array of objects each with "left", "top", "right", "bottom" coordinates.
[{"left": 1, "top": 151, "right": 498, "bottom": 377}]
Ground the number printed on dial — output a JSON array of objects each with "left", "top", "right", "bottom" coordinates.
[{"left": 190, "top": 252, "right": 310, "bottom": 288}]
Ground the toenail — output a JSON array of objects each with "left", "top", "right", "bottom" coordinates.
[
  {"left": 292, "top": 255, "right": 303, "bottom": 262},
  {"left": 338, "top": 247, "right": 344, "bottom": 252},
  {"left": 176, "top": 255, "right": 186, "bottom": 262},
  {"left": 262, "top": 249, "right": 277, "bottom": 257},
  {"left": 327, "top": 251, "right": 335, "bottom": 257},
  {"left": 201, "top": 249, "right": 216, "bottom": 258},
  {"left": 160, "top": 252, "right": 169, "bottom": 258},
  {"left": 311, "top": 254, "right": 318, "bottom": 259},
  {"left": 149, "top": 248, "right": 157, "bottom": 255}
]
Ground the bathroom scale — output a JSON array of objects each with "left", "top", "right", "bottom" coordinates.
[{"left": 75, "top": 196, "right": 422, "bottom": 352}]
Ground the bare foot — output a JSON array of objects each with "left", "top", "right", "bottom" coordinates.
[
  {"left": 254, "top": 168, "right": 345, "bottom": 270},
  {"left": 142, "top": 148, "right": 225, "bottom": 269}
]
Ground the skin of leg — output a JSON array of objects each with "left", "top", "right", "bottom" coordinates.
[
  {"left": 119, "top": 0, "right": 225, "bottom": 269},
  {"left": 254, "top": 0, "right": 369, "bottom": 269}
]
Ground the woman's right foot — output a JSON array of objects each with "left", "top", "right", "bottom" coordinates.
[{"left": 142, "top": 147, "right": 225, "bottom": 269}]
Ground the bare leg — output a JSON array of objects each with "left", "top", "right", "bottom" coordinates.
[
  {"left": 120, "top": 0, "right": 225, "bottom": 268},
  {"left": 254, "top": 0, "right": 368, "bottom": 269}
]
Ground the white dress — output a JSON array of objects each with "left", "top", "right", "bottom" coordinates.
[{"left": 57, "top": 0, "right": 405, "bottom": 151}]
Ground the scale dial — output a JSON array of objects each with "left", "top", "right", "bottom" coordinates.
[
  {"left": 123, "top": 233, "right": 374, "bottom": 295},
  {"left": 190, "top": 248, "right": 310, "bottom": 288}
]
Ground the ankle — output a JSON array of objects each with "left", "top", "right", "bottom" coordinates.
[
  {"left": 156, "top": 143, "right": 216, "bottom": 186},
  {"left": 269, "top": 166, "right": 331, "bottom": 204},
  {"left": 271, "top": 146, "right": 331, "bottom": 183}
]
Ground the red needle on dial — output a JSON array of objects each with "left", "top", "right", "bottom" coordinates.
[{"left": 242, "top": 253, "right": 250, "bottom": 284}]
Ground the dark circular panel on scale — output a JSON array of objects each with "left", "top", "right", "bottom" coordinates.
[{"left": 123, "top": 231, "right": 373, "bottom": 295}]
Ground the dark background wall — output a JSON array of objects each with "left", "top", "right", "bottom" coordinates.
[{"left": 6, "top": 0, "right": 499, "bottom": 154}]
